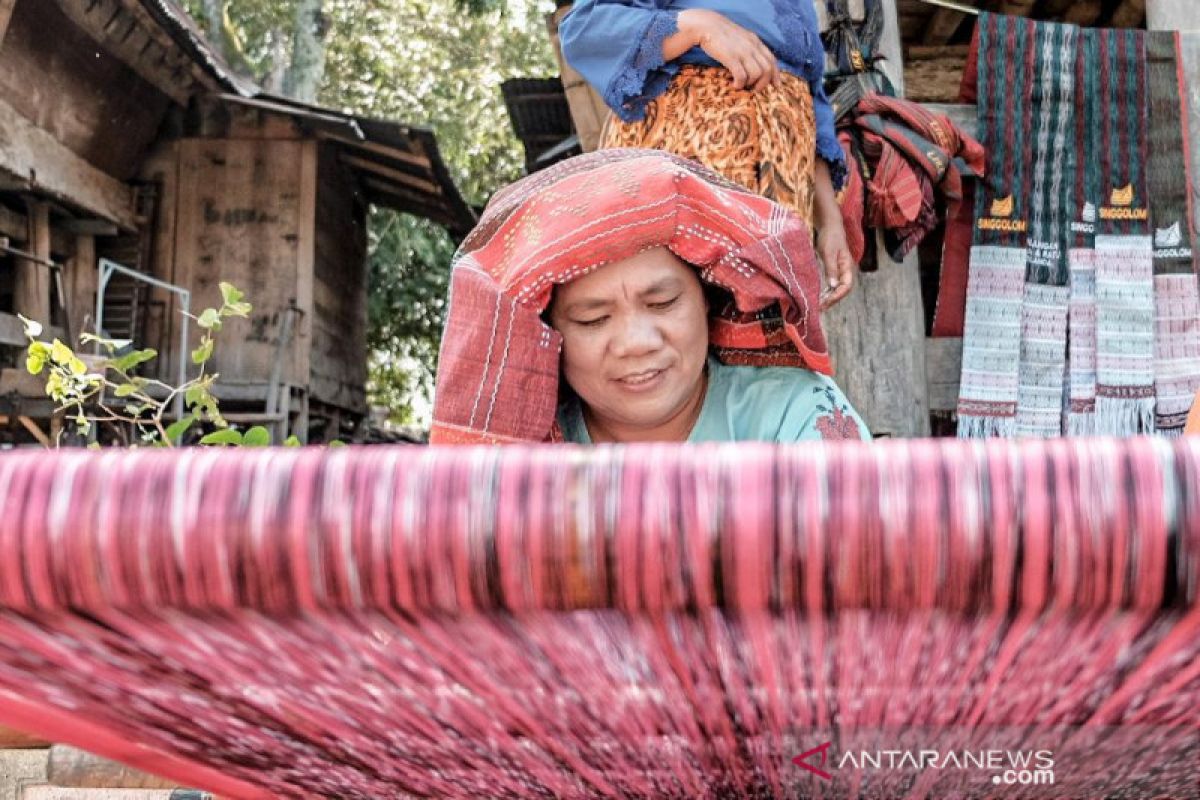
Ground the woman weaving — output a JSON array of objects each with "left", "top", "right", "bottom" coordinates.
[
  {"left": 430, "top": 149, "right": 868, "bottom": 445},
  {"left": 559, "top": 0, "right": 857, "bottom": 309}
]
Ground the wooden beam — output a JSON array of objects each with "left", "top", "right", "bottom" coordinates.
[
  {"left": 47, "top": 745, "right": 181, "bottom": 790},
  {"left": 64, "top": 234, "right": 96, "bottom": 343},
  {"left": 0, "top": 311, "right": 65, "bottom": 348},
  {"left": 1111, "top": 0, "right": 1147, "bottom": 28},
  {"left": 877, "top": 0, "right": 906, "bottom": 94},
  {"left": 15, "top": 200, "right": 51, "bottom": 325},
  {"left": 51, "top": 0, "right": 197, "bottom": 106},
  {"left": 0, "top": 724, "right": 49, "bottom": 748},
  {"left": 1146, "top": 0, "right": 1199, "bottom": 28},
  {"left": 926, "top": 337, "right": 963, "bottom": 413},
  {"left": 0, "top": 95, "right": 137, "bottom": 229},
  {"left": 922, "top": 5, "right": 979, "bottom": 46},
  {"left": 1063, "top": 1, "right": 1104, "bottom": 25},
  {"left": 823, "top": 231, "right": 931, "bottom": 437}
]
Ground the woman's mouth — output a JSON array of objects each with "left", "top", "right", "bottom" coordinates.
[{"left": 616, "top": 368, "right": 666, "bottom": 391}]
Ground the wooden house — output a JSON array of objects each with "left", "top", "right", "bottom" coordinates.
[{"left": 0, "top": 0, "right": 474, "bottom": 446}]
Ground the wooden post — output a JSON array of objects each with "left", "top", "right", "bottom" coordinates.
[
  {"left": 15, "top": 200, "right": 51, "bottom": 326},
  {"left": 1146, "top": 0, "right": 1200, "bottom": 29},
  {"left": 821, "top": 0, "right": 932, "bottom": 437},
  {"left": 0, "top": 0, "right": 15, "bottom": 45},
  {"left": 547, "top": 5, "right": 611, "bottom": 152},
  {"left": 64, "top": 234, "right": 96, "bottom": 344}
]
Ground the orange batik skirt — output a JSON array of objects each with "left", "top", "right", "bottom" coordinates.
[{"left": 601, "top": 65, "right": 819, "bottom": 229}]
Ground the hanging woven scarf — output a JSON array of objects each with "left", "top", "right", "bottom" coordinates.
[
  {"left": 1147, "top": 31, "right": 1200, "bottom": 436},
  {"left": 1066, "top": 30, "right": 1101, "bottom": 435},
  {"left": 957, "top": 13, "right": 1036, "bottom": 437},
  {"left": 430, "top": 149, "right": 830, "bottom": 445},
  {"left": 1015, "top": 20, "right": 1078, "bottom": 438},
  {"left": 1093, "top": 28, "right": 1155, "bottom": 435}
]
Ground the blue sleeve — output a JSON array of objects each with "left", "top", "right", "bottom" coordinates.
[
  {"left": 811, "top": 79, "right": 848, "bottom": 192},
  {"left": 559, "top": 0, "right": 682, "bottom": 122}
]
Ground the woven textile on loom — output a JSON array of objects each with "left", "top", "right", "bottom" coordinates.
[
  {"left": 1, "top": 441, "right": 1199, "bottom": 798},
  {"left": 958, "top": 17, "right": 1200, "bottom": 438}
]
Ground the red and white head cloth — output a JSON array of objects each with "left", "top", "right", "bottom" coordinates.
[{"left": 431, "top": 148, "right": 831, "bottom": 445}]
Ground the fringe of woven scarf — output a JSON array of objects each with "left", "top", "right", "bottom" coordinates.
[
  {"left": 1148, "top": 31, "right": 1200, "bottom": 436},
  {"left": 1066, "top": 29, "right": 1099, "bottom": 436},
  {"left": 1093, "top": 29, "right": 1156, "bottom": 436},
  {"left": 958, "top": 14, "right": 1032, "bottom": 438},
  {"left": 1015, "top": 21, "right": 1077, "bottom": 438}
]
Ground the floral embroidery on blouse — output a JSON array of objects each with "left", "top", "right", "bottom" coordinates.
[{"left": 812, "top": 385, "right": 863, "bottom": 440}]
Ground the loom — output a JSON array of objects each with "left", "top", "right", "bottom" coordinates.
[{"left": 0, "top": 438, "right": 1197, "bottom": 798}]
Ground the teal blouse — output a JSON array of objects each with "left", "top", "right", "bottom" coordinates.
[{"left": 558, "top": 357, "right": 870, "bottom": 443}]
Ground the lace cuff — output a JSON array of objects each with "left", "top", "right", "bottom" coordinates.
[{"left": 603, "top": 11, "right": 681, "bottom": 123}]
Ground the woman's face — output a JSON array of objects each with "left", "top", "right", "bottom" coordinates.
[{"left": 548, "top": 247, "right": 709, "bottom": 440}]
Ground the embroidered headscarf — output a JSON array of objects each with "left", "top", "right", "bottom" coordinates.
[{"left": 430, "top": 149, "right": 830, "bottom": 444}]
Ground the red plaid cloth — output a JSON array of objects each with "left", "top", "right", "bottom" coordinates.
[
  {"left": 837, "top": 132, "right": 867, "bottom": 265},
  {"left": 431, "top": 149, "right": 831, "bottom": 445}
]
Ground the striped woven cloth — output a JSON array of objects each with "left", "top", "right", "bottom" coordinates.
[
  {"left": 1093, "top": 28, "right": 1156, "bottom": 436},
  {"left": 1147, "top": 31, "right": 1200, "bottom": 435},
  {"left": 0, "top": 440, "right": 1198, "bottom": 797},
  {"left": 957, "top": 13, "right": 1036, "bottom": 436},
  {"left": 1015, "top": 20, "right": 1077, "bottom": 438},
  {"left": 1067, "top": 29, "right": 1101, "bottom": 435}
]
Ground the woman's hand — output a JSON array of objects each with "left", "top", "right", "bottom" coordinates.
[
  {"left": 812, "top": 159, "right": 856, "bottom": 310},
  {"left": 672, "top": 9, "right": 780, "bottom": 91},
  {"left": 815, "top": 221, "right": 855, "bottom": 310}
]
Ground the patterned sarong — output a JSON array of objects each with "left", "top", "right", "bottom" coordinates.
[
  {"left": 600, "top": 66, "right": 819, "bottom": 227},
  {"left": 1147, "top": 31, "right": 1200, "bottom": 436},
  {"left": 1015, "top": 20, "right": 1077, "bottom": 438},
  {"left": 430, "top": 149, "right": 830, "bottom": 445},
  {"left": 1093, "top": 29, "right": 1155, "bottom": 436},
  {"left": 957, "top": 14, "right": 1036, "bottom": 437}
]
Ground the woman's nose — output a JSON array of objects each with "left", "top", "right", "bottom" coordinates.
[{"left": 611, "top": 312, "right": 664, "bottom": 357}]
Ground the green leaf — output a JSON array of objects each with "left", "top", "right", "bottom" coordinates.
[
  {"left": 50, "top": 339, "right": 74, "bottom": 365},
  {"left": 224, "top": 301, "right": 253, "bottom": 317},
  {"left": 242, "top": 426, "right": 271, "bottom": 447},
  {"left": 191, "top": 337, "right": 214, "bottom": 365},
  {"left": 219, "top": 282, "right": 245, "bottom": 305},
  {"left": 18, "top": 315, "right": 42, "bottom": 338},
  {"left": 328, "top": 440, "right": 346, "bottom": 448},
  {"left": 111, "top": 349, "right": 157, "bottom": 373},
  {"left": 26, "top": 347, "right": 47, "bottom": 375},
  {"left": 284, "top": 435, "right": 302, "bottom": 447},
  {"left": 165, "top": 414, "right": 196, "bottom": 442},
  {"left": 114, "top": 381, "right": 144, "bottom": 398},
  {"left": 200, "top": 428, "right": 243, "bottom": 446},
  {"left": 197, "top": 308, "right": 222, "bottom": 330}
]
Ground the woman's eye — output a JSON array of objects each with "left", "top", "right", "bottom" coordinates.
[
  {"left": 649, "top": 296, "right": 680, "bottom": 310},
  {"left": 575, "top": 316, "right": 608, "bottom": 327}
]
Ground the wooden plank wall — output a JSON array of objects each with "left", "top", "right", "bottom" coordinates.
[
  {"left": 0, "top": 1, "right": 170, "bottom": 183},
  {"left": 170, "top": 138, "right": 308, "bottom": 390},
  {"left": 309, "top": 143, "right": 368, "bottom": 413}
]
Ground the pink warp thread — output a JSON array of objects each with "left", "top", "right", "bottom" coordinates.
[{"left": 0, "top": 438, "right": 1196, "bottom": 798}]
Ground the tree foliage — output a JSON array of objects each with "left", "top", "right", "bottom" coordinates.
[{"left": 182, "top": 0, "right": 557, "bottom": 424}]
